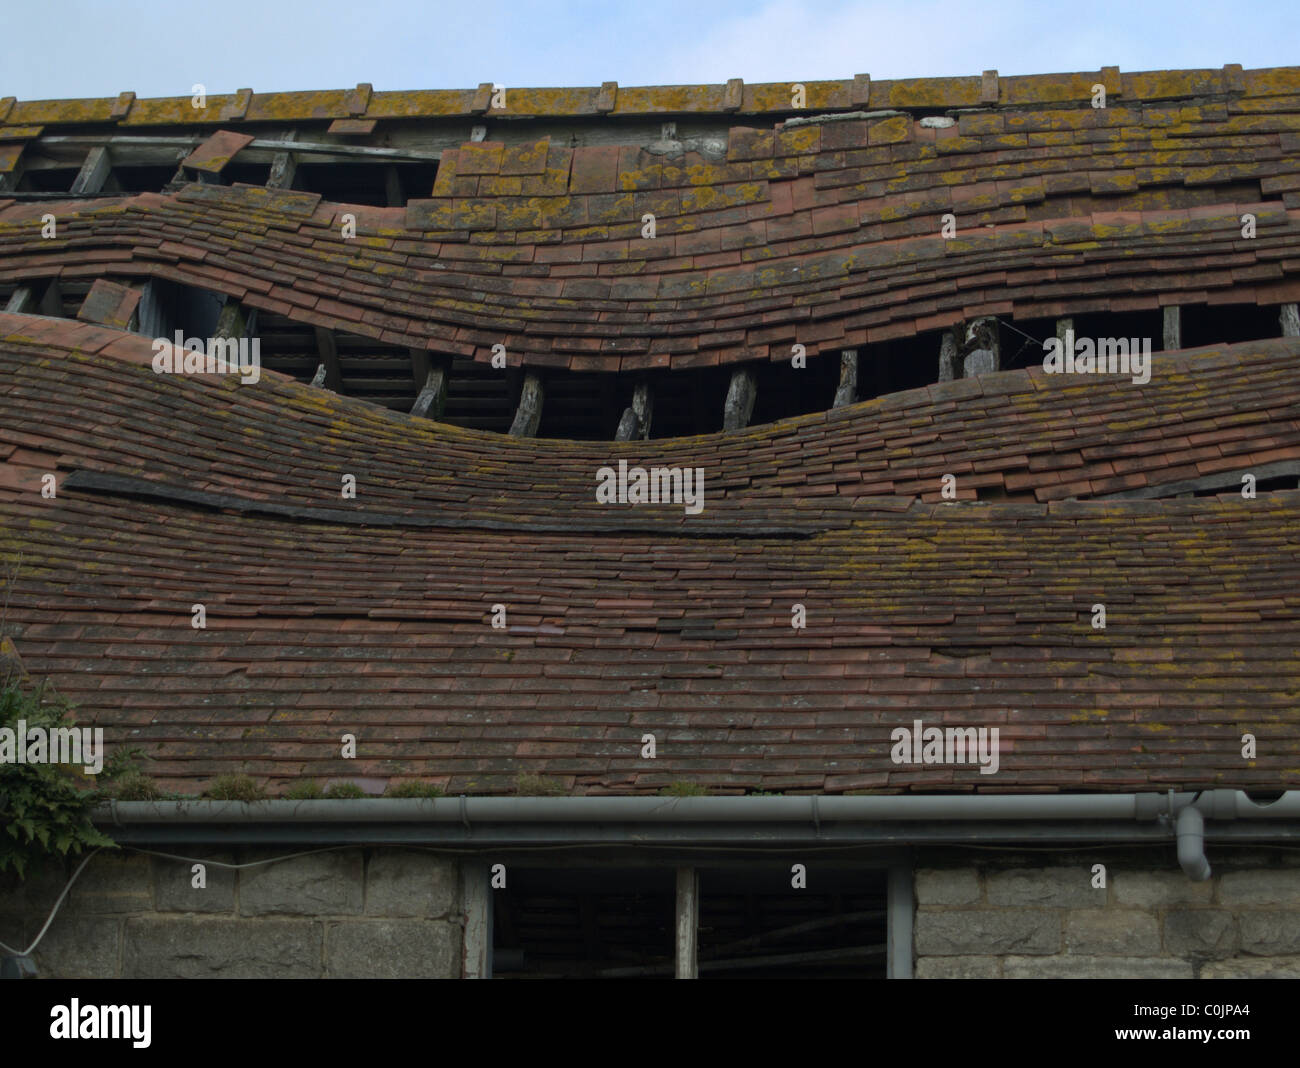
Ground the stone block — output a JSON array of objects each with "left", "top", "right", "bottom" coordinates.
[
  {"left": 1005, "top": 955, "right": 1193, "bottom": 979},
  {"left": 1202, "top": 955, "right": 1300, "bottom": 978},
  {"left": 325, "top": 920, "right": 461, "bottom": 979},
  {"left": 916, "top": 955, "right": 1001, "bottom": 978},
  {"left": 123, "top": 917, "right": 322, "bottom": 978},
  {"left": 32, "top": 916, "right": 122, "bottom": 978},
  {"left": 1065, "top": 909, "right": 1161, "bottom": 955},
  {"left": 238, "top": 850, "right": 362, "bottom": 916},
  {"left": 65, "top": 853, "right": 154, "bottom": 915},
  {"left": 914, "top": 908, "right": 1060, "bottom": 956},
  {"left": 364, "top": 851, "right": 458, "bottom": 918},
  {"left": 1163, "top": 909, "right": 1237, "bottom": 958},
  {"left": 914, "top": 868, "right": 981, "bottom": 906},
  {"left": 153, "top": 853, "right": 236, "bottom": 913},
  {"left": 1112, "top": 870, "right": 1212, "bottom": 907},
  {"left": 1237, "top": 911, "right": 1300, "bottom": 956},
  {"left": 987, "top": 867, "right": 1099, "bottom": 908},
  {"left": 1218, "top": 870, "right": 1300, "bottom": 906}
]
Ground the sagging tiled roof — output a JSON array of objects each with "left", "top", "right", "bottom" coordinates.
[
  {"left": 3, "top": 317, "right": 1299, "bottom": 506},
  {"left": 2, "top": 67, "right": 1300, "bottom": 376},
  {"left": 2, "top": 317, "right": 1299, "bottom": 795}
]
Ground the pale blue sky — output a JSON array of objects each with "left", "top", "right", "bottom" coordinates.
[{"left": 4, "top": 0, "right": 1298, "bottom": 100}]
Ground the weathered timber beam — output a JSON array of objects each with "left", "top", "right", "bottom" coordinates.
[
  {"left": 675, "top": 867, "right": 698, "bottom": 980},
  {"left": 832, "top": 348, "right": 857, "bottom": 407},
  {"left": 313, "top": 327, "right": 342, "bottom": 392},
  {"left": 40, "top": 134, "right": 440, "bottom": 164},
  {"left": 722, "top": 367, "right": 757, "bottom": 430},
  {"left": 1162, "top": 305, "right": 1181, "bottom": 351},
  {"left": 614, "top": 380, "right": 653, "bottom": 440},
  {"left": 266, "top": 131, "right": 297, "bottom": 191},
  {"left": 1281, "top": 303, "right": 1300, "bottom": 338},
  {"left": 961, "top": 317, "right": 998, "bottom": 377},
  {"left": 213, "top": 300, "right": 247, "bottom": 340},
  {"left": 69, "top": 146, "right": 114, "bottom": 195},
  {"left": 134, "top": 281, "right": 165, "bottom": 337},
  {"left": 938, "top": 328, "right": 958, "bottom": 382},
  {"left": 508, "top": 372, "right": 544, "bottom": 437},
  {"left": 410, "top": 350, "right": 450, "bottom": 420},
  {"left": 0, "top": 155, "right": 24, "bottom": 194},
  {"left": 4, "top": 286, "right": 35, "bottom": 314}
]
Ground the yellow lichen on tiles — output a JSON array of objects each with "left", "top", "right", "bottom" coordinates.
[
  {"left": 248, "top": 90, "right": 349, "bottom": 121},
  {"left": 368, "top": 90, "right": 466, "bottom": 118},
  {"left": 773, "top": 127, "right": 818, "bottom": 156},
  {"left": 613, "top": 85, "right": 719, "bottom": 113},
  {"left": 869, "top": 116, "right": 911, "bottom": 145},
  {"left": 7, "top": 98, "right": 115, "bottom": 124}
]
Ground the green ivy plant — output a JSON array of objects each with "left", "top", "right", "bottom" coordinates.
[{"left": 0, "top": 679, "right": 115, "bottom": 878}]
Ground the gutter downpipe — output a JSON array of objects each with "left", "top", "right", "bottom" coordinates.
[
  {"left": 1175, "top": 805, "right": 1212, "bottom": 881},
  {"left": 98, "top": 789, "right": 1300, "bottom": 880}
]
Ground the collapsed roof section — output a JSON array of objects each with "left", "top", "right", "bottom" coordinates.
[{"left": 2, "top": 67, "right": 1300, "bottom": 436}]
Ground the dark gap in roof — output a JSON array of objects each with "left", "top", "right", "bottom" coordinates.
[
  {"left": 292, "top": 160, "right": 439, "bottom": 207},
  {"left": 1190, "top": 474, "right": 1300, "bottom": 497},
  {"left": 443, "top": 354, "right": 513, "bottom": 433},
  {"left": 1069, "top": 309, "right": 1163, "bottom": 352},
  {"left": 1001, "top": 317, "right": 1056, "bottom": 370},
  {"left": 1182, "top": 301, "right": 1281, "bottom": 348},
  {"left": 860, "top": 333, "right": 940, "bottom": 401},
  {"left": 748, "top": 349, "right": 841, "bottom": 427},
  {"left": 646, "top": 365, "right": 731, "bottom": 438},
  {"left": 332, "top": 333, "right": 417, "bottom": 412},
  {"left": 396, "top": 163, "right": 440, "bottom": 203},
  {"left": 16, "top": 167, "right": 81, "bottom": 194},
  {"left": 250, "top": 312, "right": 319, "bottom": 384},
  {"left": 223, "top": 162, "right": 273, "bottom": 188},
  {"left": 535, "top": 369, "right": 622, "bottom": 440},
  {"left": 49, "top": 280, "right": 93, "bottom": 318},
  {"left": 112, "top": 165, "right": 181, "bottom": 195}
]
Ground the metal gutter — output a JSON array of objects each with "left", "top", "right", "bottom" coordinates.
[{"left": 95, "top": 791, "right": 1300, "bottom": 877}]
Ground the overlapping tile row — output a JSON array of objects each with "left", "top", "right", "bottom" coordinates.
[
  {"left": 2, "top": 317, "right": 1300, "bottom": 794},
  {"left": 2, "top": 70, "right": 1300, "bottom": 372},
  {"left": 2, "top": 317, "right": 1297, "bottom": 511},
  {"left": 2, "top": 468, "right": 1298, "bottom": 795}
]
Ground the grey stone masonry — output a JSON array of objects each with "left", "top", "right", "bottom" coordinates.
[
  {"left": 914, "top": 852, "right": 1300, "bottom": 979},
  {"left": 0, "top": 847, "right": 464, "bottom": 979}
]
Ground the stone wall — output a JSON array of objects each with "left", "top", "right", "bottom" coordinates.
[
  {"left": 0, "top": 847, "right": 465, "bottom": 978},
  {"left": 9, "top": 845, "right": 1299, "bottom": 978},
  {"left": 914, "top": 852, "right": 1300, "bottom": 978}
]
